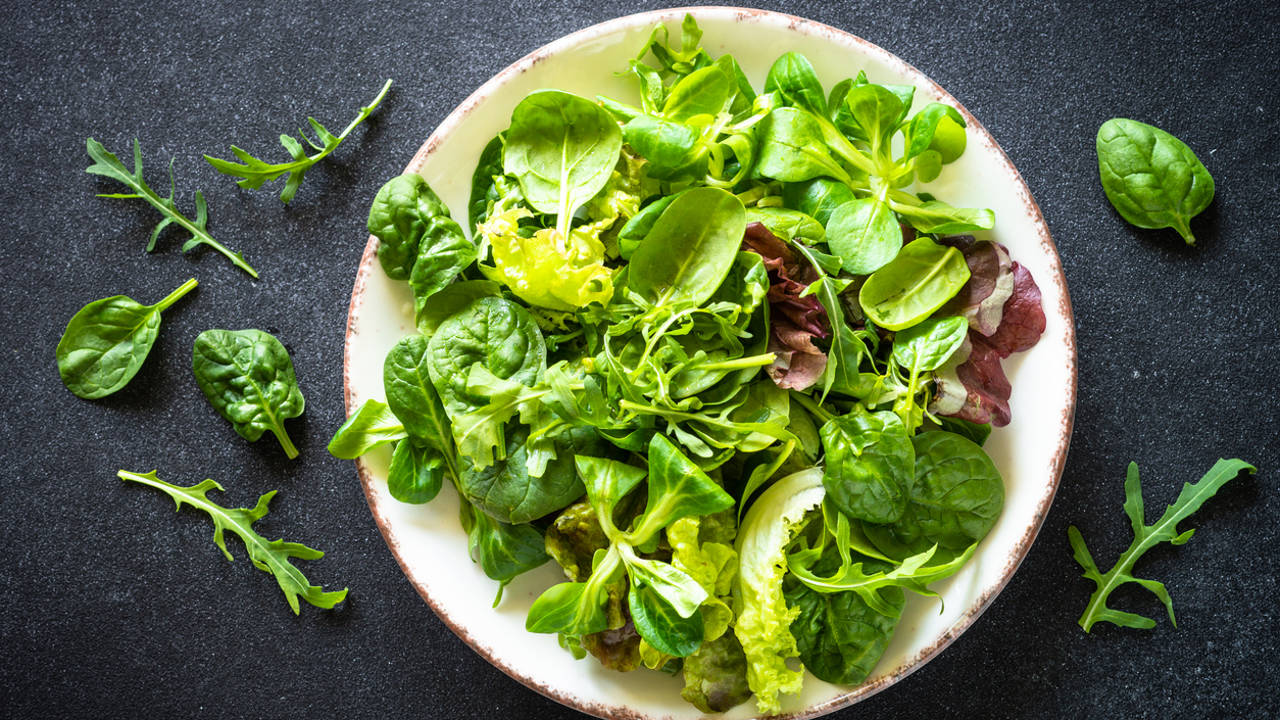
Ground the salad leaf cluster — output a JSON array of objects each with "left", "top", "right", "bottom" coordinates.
[{"left": 330, "top": 14, "right": 1046, "bottom": 715}]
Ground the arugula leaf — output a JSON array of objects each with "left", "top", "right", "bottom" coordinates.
[
  {"left": 1069, "top": 459, "right": 1255, "bottom": 632},
  {"left": 118, "top": 469, "right": 347, "bottom": 614},
  {"left": 87, "top": 138, "right": 258, "bottom": 278},
  {"left": 205, "top": 80, "right": 392, "bottom": 204}
]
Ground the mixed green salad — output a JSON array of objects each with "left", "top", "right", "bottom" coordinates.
[{"left": 329, "top": 15, "right": 1045, "bottom": 715}]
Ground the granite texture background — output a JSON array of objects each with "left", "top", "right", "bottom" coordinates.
[{"left": 2, "top": 1, "right": 1277, "bottom": 718}]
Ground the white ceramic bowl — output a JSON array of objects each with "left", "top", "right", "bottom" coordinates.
[{"left": 343, "top": 7, "right": 1076, "bottom": 719}]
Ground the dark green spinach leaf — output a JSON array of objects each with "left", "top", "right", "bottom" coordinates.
[{"left": 192, "top": 329, "right": 306, "bottom": 459}]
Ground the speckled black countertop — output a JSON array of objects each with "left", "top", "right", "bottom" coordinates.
[{"left": 3, "top": 1, "right": 1277, "bottom": 718}]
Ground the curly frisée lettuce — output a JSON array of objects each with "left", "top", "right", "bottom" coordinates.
[{"left": 332, "top": 13, "right": 1046, "bottom": 715}]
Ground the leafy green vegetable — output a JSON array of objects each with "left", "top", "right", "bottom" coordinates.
[
  {"left": 627, "top": 187, "right": 746, "bottom": 309},
  {"left": 118, "top": 469, "right": 347, "bottom": 614},
  {"left": 458, "top": 425, "right": 590, "bottom": 524},
  {"left": 859, "top": 238, "right": 970, "bottom": 331},
  {"left": 461, "top": 502, "right": 550, "bottom": 602},
  {"left": 368, "top": 173, "right": 475, "bottom": 300},
  {"left": 87, "top": 138, "right": 257, "bottom": 278},
  {"left": 327, "top": 399, "right": 406, "bottom": 459},
  {"left": 1069, "top": 459, "right": 1254, "bottom": 632},
  {"left": 825, "top": 197, "right": 901, "bottom": 274},
  {"left": 384, "top": 335, "right": 455, "bottom": 457},
  {"left": 1096, "top": 118, "right": 1215, "bottom": 245},
  {"left": 387, "top": 440, "right": 445, "bottom": 504},
  {"left": 680, "top": 633, "right": 753, "bottom": 713},
  {"left": 864, "top": 431, "right": 1003, "bottom": 557},
  {"left": 733, "top": 468, "right": 824, "bottom": 715},
  {"left": 503, "top": 89, "right": 623, "bottom": 240},
  {"left": 785, "top": 552, "right": 904, "bottom": 685},
  {"left": 56, "top": 278, "right": 198, "bottom": 399},
  {"left": 478, "top": 206, "right": 613, "bottom": 311},
  {"left": 192, "top": 329, "right": 306, "bottom": 459},
  {"left": 205, "top": 80, "right": 392, "bottom": 204},
  {"left": 821, "top": 407, "right": 915, "bottom": 524},
  {"left": 425, "top": 296, "right": 546, "bottom": 416}
]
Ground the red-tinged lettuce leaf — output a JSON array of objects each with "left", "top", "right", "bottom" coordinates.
[
  {"left": 743, "top": 222, "right": 830, "bottom": 390},
  {"left": 931, "top": 333, "right": 1012, "bottom": 426},
  {"left": 986, "top": 261, "right": 1045, "bottom": 357},
  {"left": 941, "top": 238, "right": 1013, "bottom": 336}
]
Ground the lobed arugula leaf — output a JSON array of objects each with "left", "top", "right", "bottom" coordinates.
[
  {"left": 118, "top": 469, "right": 347, "bottom": 614},
  {"left": 1069, "top": 459, "right": 1255, "bottom": 632},
  {"left": 87, "top": 138, "right": 258, "bottom": 277},
  {"left": 205, "top": 80, "right": 392, "bottom": 204}
]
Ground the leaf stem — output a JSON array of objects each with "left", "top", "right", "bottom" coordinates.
[
  {"left": 271, "top": 424, "right": 300, "bottom": 460},
  {"left": 151, "top": 277, "right": 199, "bottom": 313},
  {"left": 790, "top": 389, "right": 834, "bottom": 424}
]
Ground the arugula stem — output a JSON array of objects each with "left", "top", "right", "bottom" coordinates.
[
  {"left": 121, "top": 175, "right": 258, "bottom": 278},
  {"left": 695, "top": 354, "right": 776, "bottom": 372},
  {"left": 151, "top": 277, "right": 199, "bottom": 312}
]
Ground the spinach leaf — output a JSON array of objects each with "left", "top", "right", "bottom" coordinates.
[
  {"left": 935, "top": 416, "right": 992, "bottom": 446},
  {"left": 192, "top": 329, "right": 306, "bottom": 459},
  {"left": 1096, "top": 118, "right": 1215, "bottom": 245},
  {"left": 858, "top": 237, "right": 970, "bottom": 331},
  {"left": 820, "top": 407, "right": 915, "bottom": 524},
  {"left": 327, "top": 399, "right": 406, "bottom": 459},
  {"left": 782, "top": 178, "right": 856, "bottom": 227},
  {"left": 468, "top": 133, "right": 505, "bottom": 229},
  {"left": 629, "top": 581, "right": 705, "bottom": 657},
  {"left": 204, "top": 80, "right": 391, "bottom": 204},
  {"left": 415, "top": 280, "right": 501, "bottom": 337},
  {"left": 503, "top": 90, "right": 623, "bottom": 238},
  {"left": 462, "top": 500, "right": 549, "bottom": 583},
  {"left": 458, "top": 425, "right": 594, "bottom": 524},
  {"left": 387, "top": 440, "right": 445, "bottom": 504},
  {"left": 826, "top": 197, "right": 901, "bottom": 274},
  {"left": 384, "top": 335, "right": 453, "bottom": 453},
  {"left": 118, "top": 469, "right": 346, "bottom": 614},
  {"left": 426, "top": 296, "right": 546, "bottom": 416},
  {"left": 785, "top": 552, "right": 904, "bottom": 685},
  {"left": 865, "top": 431, "right": 1003, "bottom": 557},
  {"left": 628, "top": 187, "right": 746, "bottom": 309},
  {"left": 86, "top": 138, "right": 257, "bottom": 278},
  {"left": 1069, "top": 459, "right": 1254, "bottom": 631},
  {"left": 892, "top": 316, "right": 968, "bottom": 372},
  {"left": 617, "top": 193, "right": 679, "bottom": 260},
  {"left": 368, "top": 174, "right": 473, "bottom": 290},
  {"left": 56, "top": 278, "right": 198, "bottom": 399}
]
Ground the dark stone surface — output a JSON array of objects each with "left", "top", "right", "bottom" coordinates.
[{"left": 2, "top": 1, "right": 1277, "bottom": 718}]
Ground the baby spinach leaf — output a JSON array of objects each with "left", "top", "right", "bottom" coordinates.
[
  {"left": 1096, "top": 118, "right": 1215, "bottom": 245},
  {"left": 469, "top": 134, "right": 506, "bottom": 229},
  {"left": 368, "top": 173, "right": 473, "bottom": 288},
  {"left": 628, "top": 187, "right": 746, "bottom": 309},
  {"left": 192, "top": 329, "right": 305, "bottom": 459},
  {"left": 56, "top": 278, "right": 198, "bottom": 399},
  {"left": 1069, "top": 458, "right": 1254, "bottom": 631},
  {"left": 617, "top": 193, "right": 679, "bottom": 260},
  {"left": 458, "top": 425, "right": 592, "bottom": 524},
  {"left": 785, "top": 551, "right": 904, "bottom": 685},
  {"left": 415, "top": 280, "right": 501, "bottom": 337},
  {"left": 892, "top": 316, "right": 968, "bottom": 372},
  {"left": 205, "top": 80, "right": 391, "bottom": 204},
  {"left": 327, "top": 399, "right": 406, "bottom": 459},
  {"left": 820, "top": 407, "right": 915, "bottom": 524},
  {"left": 383, "top": 335, "right": 453, "bottom": 454},
  {"left": 503, "top": 90, "right": 623, "bottom": 238},
  {"left": 935, "top": 416, "right": 992, "bottom": 446},
  {"left": 859, "top": 237, "right": 970, "bottom": 331},
  {"left": 387, "top": 440, "right": 444, "bottom": 504},
  {"left": 87, "top": 138, "right": 257, "bottom": 278},
  {"left": 865, "top": 431, "right": 1003, "bottom": 557},
  {"left": 426, "top": 296, "right": 546, "bottom": 416},
  {"left": 629, "top": 582, "right": 705, "bottom": 657},
  {"left": 461, "top": 502, "right": 550, "bottom": 600},
  {"left": 118, "top": 469, "right": 347, "bottom": 614},
  {"left": 826, "top": 197, "right": 901, "bottom": 274}
]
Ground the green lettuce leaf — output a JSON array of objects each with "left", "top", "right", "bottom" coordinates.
[{"left": 478, "top": 207, "right": 614, "bottom": 311}]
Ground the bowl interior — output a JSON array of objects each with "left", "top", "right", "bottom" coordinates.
[{"left": 344, "top": 7, "right": 1075, "bottom": 719}]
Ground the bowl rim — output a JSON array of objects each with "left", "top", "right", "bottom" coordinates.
[{"left": 342, "top": 6, "right": 1078, "bottom": 719}]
